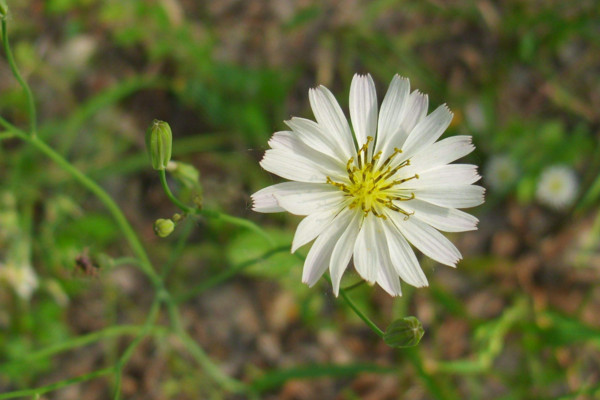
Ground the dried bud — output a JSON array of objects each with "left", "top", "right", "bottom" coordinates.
[
  {"left": 383, "top": 316, "right": 424, "bottom": 348},
  {"left": 146, "top": 120, "right": 172, "bottom": 170},
  {"left": 153, "top": 218, "right": 175, "bottom": 238}
]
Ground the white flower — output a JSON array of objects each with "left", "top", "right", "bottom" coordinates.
[
  {"left": 252, "top": 74, "right": 484, "bottom": 296},
  {"left": 0, "top": 261, "right": 39, "bottom": 300},
  {"left": 485, "top": 155, "right": 518, "bottom": 191},
  {"left": 536, "top": 165, "right": 578, "bottom": 210}
]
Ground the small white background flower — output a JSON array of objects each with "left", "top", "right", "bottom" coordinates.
[
  {"left": 536, "top": 165, "right": 578, "bottom": 210},
  {"left": 253, "top": 74, "right": 484, "bottom": 296}
]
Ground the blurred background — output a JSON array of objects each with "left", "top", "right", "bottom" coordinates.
[{"left": 1, "top": 0, "right": 599, "bottom": 399}]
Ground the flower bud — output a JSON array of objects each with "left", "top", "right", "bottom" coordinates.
[
  {"left": 153, "top": 218, "right": 175, "bottom": 238},
  {"left": 383, "top": 316, "right": 424, "bottom": 348},
  {"left": 146, "top": 120, "right": 172, "bottom": 170},
  {"left": 168, "top": 161, "right": 200, "bottom": 189},
  {"left": 0, "top": 0, "right": 7, "bottom": 18}
]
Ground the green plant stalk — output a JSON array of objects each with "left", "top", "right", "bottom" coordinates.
[
  {"left": 158, "top": 169, "right": 274, "bottom": 245},
  {"left": 338, "top": 285, "right": 384, "bottom": 338},
  {"left": 7, "top": 325, "right": 166, "bottom": 366},
  {"left": 6, "top": 125, "right": 162, "bottom": 288},
  {"left": 164, "top": 293, "right": 251, "bottom": 395},
  {"left": 0, "top": 368, "right": 114, "bottom": 400},
  {"left": 176, "top": 244, "right": 290, "bottom": 303},
  {"left": 113, "top": 298, "right": 161, "bottom": 400},
  {"left": 1, "top": 19, "right": 37, "bottom": 136}
]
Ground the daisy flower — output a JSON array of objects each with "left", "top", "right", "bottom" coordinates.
[
  {"left": 252, "top": 74, "right": 484, "bottom": 296},
  {"left": 536, "top": 165, "right": 578, "bottom": 210}
]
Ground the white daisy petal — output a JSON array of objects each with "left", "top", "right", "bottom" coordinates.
[
  {"left": 260, "top": 149, "right": 327, "bottom": 183},
  {"left": 404, "top": 164, "right": 481, "bottom": 188},
  {"left": 302, "top": 209, "right": 352, "bottom": 286},
  {"left": 401, "top": 199, "right": 479, "bottom": 232},
  {"left": 353, "top": 215, "right": 383, "bottom": 283},
  {"left": 400, "top": 90, "right": 429, "bottom": 135},
  {"left": 416, "top": 185, "right": 486, "bottom": 208},
  {"left": 275, "top": 189, "right": 345, "bottom": 216},
  {"left": 408, "top": 135, "right": 475, "bottom": 172},
  {"left": 350, "top": 73, "right": 378, "bottom": 147},
  {"left": 329, "top": 212, "right": 361, "bottom": 296},
  {"left": 391, "top": 214, "right": 462, "bottom": 267},
  {"left": 375, "top": 75, "right": 410, "bottom": 157},
  {"left": 376, "top": 248, "right": 402, "bottom": 297},
  {"left": 252, "top": 182, "right": 334, "bottom": 213},
  {"left": 381, "top": 220, "right": 428, "bottom": 288},
  {"left": 291, "top": 209, "right": 339, "bottom": 253},
  {"left": 267, "top": 131, "right": 346, "bottom": 179},
  {"left": 309, "top": 86, "right": 356, "bottom": 160},
  {"left": 401, "top": 104, "right": 453, "bottom": 159},
  {"left": 284, "top": 117, "right": 343, "bottom": 161}
]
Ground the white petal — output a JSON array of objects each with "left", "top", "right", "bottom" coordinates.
[
  {"left": 416, "top": 185, "right": 485, "bottom": 208},
  {"left": 350, "top": 74, "right": 378, "bottom": 147},
  {"left": 400, "top": 199, "right": 479, "bottom": 232},
  {"left": 401, "top": 104, "right": 453, "bottom": 159},
  {"left": 403, "top": 164, "right": 481, "bottom": 189},
  {"left": 252, "top": 182, "right": 334, "bottom": 213},
  {"left": 401, "top": 90, "right": 429, "bottom": 135},
  {"left": 391, "top": 214, "right": 462, "bottom": 267},
  {"left": 302, "top": 209, "right": 352, "bottom": 286},
  {"left": 284, "top": 117, "right": 343, "bottom": 161},
  {"left": 292, "top": 209, "right": 339, "bottom": 253},
  {"left": 375, "top": 75, "right": 410, "bottom": 159},
  {"left": 408, "top": 135, "right": 474, "bottom": 172},
  {"left": 309, "top": 86, "right": 356, "bottom": 160},
  {"left": 381, "top": 219, "right": 428, "bottom": 287},
  {"left": 376, "top": 246, "right": 402, "bottom": 297},
  {"left": 275, "top": 189, "right": 345, "bottom": 216},
  {"left": 267, "top": 131, "right": 345, "bottom": 179},
  {"left": 260, "top": 149, "right": 327, "bottom": 183},
  {"left": 329, "top": 212, "right": 361, "bottom": 296},
  {"left": 353, "top": 215, "right": 384, "bottom": 283}
]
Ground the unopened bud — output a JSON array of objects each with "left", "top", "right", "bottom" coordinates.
[
  {"left": 146, "top": 120, "right": 172, "bottom": 170},
  {"left": 153, "top": 218, "right": 175, "bottom": 238},
  {"left": 383, "top": 316, "right": 424, "bottom": 348},
  {"left": 169, "top": 161, "right": 200, "bottom": 189},
  {"left": 0, "top": 0, "right": 8, "bottom": 18}
]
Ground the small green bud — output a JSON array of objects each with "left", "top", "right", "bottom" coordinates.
[
  {"left": 0, "top": 0, "right": 7, "bottom": 18},
  {"left": 154, "top": 218, "right": 175, "bottom": 237},
  {"left": 168, "top": 161, "right": 200, "bottom": 189},
  {"left": 146, "top": 120, "right": 172, "bottom": 170},
  {"left": 383, "top": 316, "right": 424, "bottom": 348}
]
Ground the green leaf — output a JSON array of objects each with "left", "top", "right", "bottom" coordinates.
[{"left": 383, "top": 316, "right": 424, "bottom": 348}]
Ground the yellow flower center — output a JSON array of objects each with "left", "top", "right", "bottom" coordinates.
[{"left": 327, "top": 136, "right": 418, "bottom": 219}]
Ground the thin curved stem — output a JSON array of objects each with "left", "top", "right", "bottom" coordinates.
[
  {"left": 0, "top": 368, "right": 114, "bottom": 400},
  {"left": 158, "top": 169, "right": 274, "bottom": 245},
  {"left": 12, "top": 129, "right": 161, "bottom": 288},
  {"left": 339, "top": 286, "right": 384, "bottom": 338},
  {"left": 113, "top": 298, "right": 161, "bottom": 400},
  {"left": 1, "top": 19, "right": 37, "bottom": 136}
]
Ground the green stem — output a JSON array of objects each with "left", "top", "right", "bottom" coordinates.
[
  {"left": 158, "top": 169, "right": 274, "bottom": 245},
  {"left": 12, "top": 128, "right": 161, "bottom": 288},
  {"left": 342, "top": 280, "right": 366, "bottom": 292},
  {"left": 0, "top": 131, "right": 14, "bottom": 140},
  {"left": 1, "top": 19, "right": 37, "bottom": 136},
  {"left": 176, "top": 244, "right": 290, "bottom": 303},
  {"left": 3, "top": 325, "right": 166, "bottom": 366},
  {"left": 164, "top": 293, "right": 251, "bottom": 395},
  {"left": 0, "top": 368, "right": 114, "bottom": 400},
  {"left": 339, "top": 286, "right": 384, "bottom": 338},
  {"left": 113, "top": 298, "right": 161, "bottom": 400}
]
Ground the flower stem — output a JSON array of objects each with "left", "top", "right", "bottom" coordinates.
[
  {"left": 339, "top": 286, "right": 384, "bottom": 338},
  {"left": 1, "top": 19, "right": 37, "bottom": 136},
  {"left": 11, "top": 127, "right": 162, "bottom": 288},
  {"left": 158, "top": 169, "right": 274, "bottom": 245}
]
